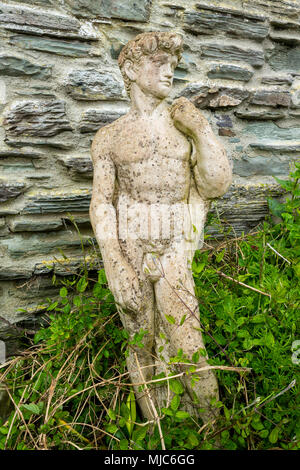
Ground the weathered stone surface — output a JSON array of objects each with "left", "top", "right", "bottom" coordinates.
[
  {"left": 201, "top": 43, "right": 265, "bottom": 67},
  {"left": 244, "top": 121, "right": 300, "bottom": 141},
  {"left": 7, "top": 216, "right": 63, "bottom": 232},
  {"left": 4, "top": 101, "right": 72, "bottom": 137},
  {"left": 208, "top": 182, "right": 285, "bottom": 237},
  {"left": 58, "top": 155, "right": 93, "bottom": 177},
  {"left": 0, "top": 266, "right": 32, "bottom": 280},
  {"left": 219, "top": 128, "right": 235, "bottom": 137},
  {"left": 179, "top": 83, "right": 249, "bottom": 109},
  {"left": 0, "top": 2, "right": 98, "bottom": 40},
  {"left": 207, "top": 64, "right": 253, "bottom": 81},
  {"left": 233, "top": 155, "right": 294, "bottom": 177},
  {"left": 0, "top": 217, "right": 8, "bottom": 236},
  {"left": 269, "top": 31, "right": 300, "bottom": 46},
  {"left": 0, "top": 181, "right": 26, "bottom": 202},
  {"left": 184, "top": 9, "right": 268, "bottom": 40},
  {"left": 0, "top": 161, "right": 34, "bottom": 173},
  {"left": 209, "top": 94, "right": 243, "bottom": 108},
  {"left": 65, "top": 0, "right": 151, "bottom": 22},
  {"left": 270, "top": 19, "right": 300, "bottom": 30},
  {"left": 250, "top": 141, "right": 300, "bottom": 152},
  {"left": 0, "top": 231, "right": 94, "bottom": 259},
  {"left": 290, "top": 109, "right": 300, "bottom": 117},
  {"left": 243, "top": 122, "right": 300, "bottom": 152},
  {"left": 9, "top": 35, "right": 93, "bottom": 58},
  {"left": 65, "top": 69, "right": 126, "bottom": 101},
  {"left": 195, "top": 3, "right": 267, "bottom": 21},
  {"left": 0, "top": 56, "right": 51, "bottom": 79},
  {"left": 22, "top": 189, "right": 91, "bottom": 214},
  {"left": 290, "top": 79, "right": 300, "bottom": 108},
  {"left": 0, "top": 150, "right": 42, "bottom": 159},
  {"left": 215, "top": 115, "right": 233, "bottom": 128},
  {"left": 267, "top": 44, "right": 300, "bottom": 72},
  {"left": 78, "top": 109, "right": 126, "bottom": 133},
  {"left": 261, "top": 75, "right": 293, "bottom": 86},
  {"left": 5, "top": 139, "right": 74, "bottom": 150},
  {"left": 243, "top": 0, "right": 300, "bottom": 18},
  {"left": 16, "top": 85, "right": 56, "bottom": 99},
  {"left": 15, "top": 0, "right": 51, "bottom": 4},
  {"left": 250, "top": 89, "right": 291, "bottom": 107},
  {"left": 235, "top": 108, "right": 286, "bottom": 120}
]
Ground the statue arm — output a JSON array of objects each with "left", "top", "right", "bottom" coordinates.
[
  {"left": 89, "top": 130, "right": 142, "bottom": 313},
  {"left": 171, "top": 97, "right": 232, "bottom": 200},
  {"left": 191, "top": 119, "right": 232, "bottom": 200},
  {"left": 89, "top": 133, "right": 122, "bottom": 265}
]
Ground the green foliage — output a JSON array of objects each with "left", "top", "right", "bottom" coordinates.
[{"left": 0, "top": 165, "right": 299, "bottom": 450}]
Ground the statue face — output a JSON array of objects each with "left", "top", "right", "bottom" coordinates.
[{"left": 133, "top": 51, "right": 178, "bottom": 99}]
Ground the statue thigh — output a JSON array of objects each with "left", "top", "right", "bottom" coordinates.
[{"left": 154, "top": 248, "right": 206, "bottom": 360}]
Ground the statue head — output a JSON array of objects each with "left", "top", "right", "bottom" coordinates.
[{"left": 118, "top": 32, "right": 183, "bottom": 99}]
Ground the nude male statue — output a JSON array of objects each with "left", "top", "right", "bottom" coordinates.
[{"left": 90, "top": 32, "right": 232, "bottom": 423}]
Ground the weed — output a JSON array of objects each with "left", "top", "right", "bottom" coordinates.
[{"left": 0, "top": 163, "right": 299, "bottom": 450}]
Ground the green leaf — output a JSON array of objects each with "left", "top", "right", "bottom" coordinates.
[
  {"left": 76, "top": 277, "right": 88, "bottom": 293},
  {"left": 216, "top": 249, "right": 225, "bottom": 263},
  {"left": 267, "top": 198, "right": 285, "bottom": 217},
  {"left": 223, "top": 406, "right": 231, "bottom": 421},
  {"left": 59, "top": 287, "right": 68, "bottom": 298},
  {"left": 106, "top": 423, "right": 118, "bottom": 434},
  {"left": 132, "top": 425, "right": 147, "bottom": 442},
  {"left": 269, "top": 427, "right": 279, "bottom": 444},
  {"left": 170, "top": 379, "right": 184, "bottom": 395},
  {"left": 265, "top": 332, "right": 275, "bottom": 348},
  {"left": 119, "top": 439, "right": 128, "bottom": 450},
  {"left": 251, "top": 314, "right": 265, "bottom": 323},
  {"left": 193, "top": 262, "right": 205, "bottom": 274},
  {"left": 192, "top": 351, "right": 199, "bottom": 363},
  {"left": 21, "top": 403, "right": 41, "bottom": 415},
  {"left": 175, "top": 411, "right": 190, "bottom": 420},
  {"left": 73, "top": 295, "right": 81, "bottom": 307},
  {"left": 161, "top": 407, "right": 173, "bottom": 417},
  {"left": 187, "top": 432, "right": 199, "bottom": 447},
  {"left": 179, "top": 314, "right": 186, "bottom": 326},
  {"left": 273, "top": 177, "right": 294, "bottom": 192},
  {"left": 170, "top": 394, "right": 180, "bottom": 411},
  {"left": 108, "top": 409, "right": 116, "bottom": 421},
  {"left": 98, "top": 269, "right": 107, "bottom": 285},
  {"left": 165, "top": 314, "right": 176, "bottom": 325},
  {"left": 126, "top": 390, "right": 136, "bottom": 437}
]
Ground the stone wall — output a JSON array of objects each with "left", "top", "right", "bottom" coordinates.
[{"left": 0, "top": 0, "right": 299, "bottom": 332}]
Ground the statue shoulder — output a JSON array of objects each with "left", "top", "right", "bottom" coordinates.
[{"left": 91, "top": 114, "right": 128, "bottom": 161}]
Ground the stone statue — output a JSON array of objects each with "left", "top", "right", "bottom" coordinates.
[{"left": 90, "top": 32, "right": 232, "bottom": 423}]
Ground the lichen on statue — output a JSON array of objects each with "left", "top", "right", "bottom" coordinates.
[{"left": 90, "top": 31, "right": 232, "bottom": 423}]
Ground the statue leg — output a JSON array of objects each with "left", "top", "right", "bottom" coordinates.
[
  {"left": 154, "top": 247, "right": 219, "bottom": 424},
  {"left": 117, "top": 239, "right": 157, "bottom": 420}
]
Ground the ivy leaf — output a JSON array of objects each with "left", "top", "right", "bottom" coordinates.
[{"left": 170, "top": 379, "right": 184, "bottom": 395}]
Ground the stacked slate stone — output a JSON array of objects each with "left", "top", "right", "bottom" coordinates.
[{"left": 0, "top": 0, "right": 299, "bottom": 333}]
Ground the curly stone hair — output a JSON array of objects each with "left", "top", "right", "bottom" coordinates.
[{"left": 118, "top": 31, "right": 183, "bottom": 94}]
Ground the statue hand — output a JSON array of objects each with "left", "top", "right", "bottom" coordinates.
[
  {"left": 170, "top": 97, "right": 206, "bottom": 137},
  {"left": 111, "top": 262, "right": 143, "bottom": 314}
]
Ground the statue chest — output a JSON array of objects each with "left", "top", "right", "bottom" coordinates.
[{"left": 112, "top": 122, "right": 191, "bottom": 166}]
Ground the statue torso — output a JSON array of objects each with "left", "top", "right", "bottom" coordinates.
[{"left": 110, "top": 111, "right": 192, "bottom": 205}]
